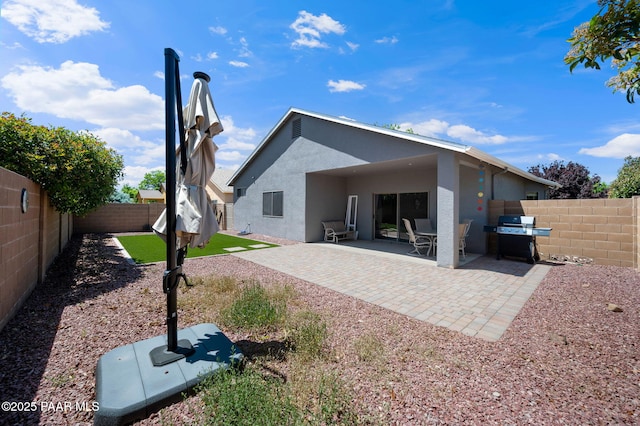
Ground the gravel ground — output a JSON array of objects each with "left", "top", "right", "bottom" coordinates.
[{"left": 0, "top": 233, "right": 638, "bottom": 425}]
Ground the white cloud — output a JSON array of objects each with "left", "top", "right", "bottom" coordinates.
[
  {"left": 346, "top": 41, "right": 359, "bottom": 51},
  {"left": 1, "top": 0, "right": 109, "bottom": 43},
  {"left": 217, "top": 116, "right": 257, "bottom": 151},
  {"left": 207, "top": 51, "right": 219, "bottom": 60},
  {"left": 1, "top": 61, "right": 164, "bottom": 130},
  {"left": 122, "top": 165, "right": 163, "bottom": 187},
  {"left": 229, "top": 60, "right": 249, "bottom": 68},
  {"left": 238, "top": 37, "right": 252, "bottom": 58},
  {"left": 209, "top": 26, "right": 227, "bottom": 35},
  {"left": 92, "top": 128, "right": 165, "bottom": 166},
  {"left": 327, "top": 79, "right": 365, "bottom": 93},
  {"left": 579, "top": 133, "right": 640, "bottom": 158},
  {"left": 400, "top": 119, "right": 450, "bottom": 137},
  {"left": 290, "top": 10, "right": 346, "bottom": 49},
  {"left": 375, "top": 35, "right": 398, "bottom": 44},
  {"left": 399, "top": 118, "right": 509, "bottom": 145},
  {"left": 447, "top": 124, "right": 508, "bottom": 144},
  {"left": 216, "top": 150, "right": 247, "bottom": 162}
]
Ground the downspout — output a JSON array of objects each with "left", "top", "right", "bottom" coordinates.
[{"left": 491, "top": 167, "right": 509, "bottom": 200}]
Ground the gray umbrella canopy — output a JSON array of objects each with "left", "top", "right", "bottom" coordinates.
[{"left": 154, "top": 73, "right": 223, "bottom": 249}]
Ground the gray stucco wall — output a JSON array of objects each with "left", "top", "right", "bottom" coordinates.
[{"left": 232, "top": 112, "right": 554, "bottom": 248}]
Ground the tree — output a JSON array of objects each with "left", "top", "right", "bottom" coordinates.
[
  {"left": 0, "top": 112, "right": 124, "bottom": 215},
  {"left": 121, "top": 184, "right": 138, "bottom": 201},
  {"left": 110, "top": 190, "right": 133, "bottom": 203},
  {"left": 138, "top": 170, "right": 166, "bottom": 190},
  {"left": 565, "top": 0, "right": 640, "bottom": 103},
  {"left": 528, "top": 160, "right": 606, "bottom": 199},
  {"left": 609, "top": 155, "right": 640, "bottom": 197}
]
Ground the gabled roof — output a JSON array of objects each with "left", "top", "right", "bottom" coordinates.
[
  {"left": 209, "top": 168, "right": 234, "bottom": 193},
  {"left": 228, "top": 107, "right": 560, "bottom": 188},
  {"left": 137, "top": 189, "right": 164, "bottom": 199}
]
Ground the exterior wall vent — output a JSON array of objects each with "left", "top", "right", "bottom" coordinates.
[{"left": 292, "top": 117, "right": 302, "bottom": 139}]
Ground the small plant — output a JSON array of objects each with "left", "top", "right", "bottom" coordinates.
[
  {"left": 196, "top": 367, "right": 302, "bottom": 425},
  {"left": 286, "top": 310, "right": 328, "bottom": 362},
  {"left": 288, "top": 364, "right": 359, "bottom": 425},
  {"left": 353, "top": 333, "right": 384, "bottom": 363},
  {"left": 220, "top": 281, "right": 286, "bottom": 331}
]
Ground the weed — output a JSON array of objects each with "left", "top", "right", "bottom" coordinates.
[
  {"left": 286, "top": 310, "right": 328, "bottom": 362},
  {"left": 353, "top": 333, "right": 384, "bottom": 363},
  {"left": 288, "top": 364, "right": 360, "bottom": 425},
  {"left": 220, "top": 281, "right": 286, "bottom": 331},
  {"left": 196, "top": 367, "right": 303, "bottom": 425}
]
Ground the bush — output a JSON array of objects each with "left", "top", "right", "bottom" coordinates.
[{"left": 0, "top": 112, "right": 123, "bottom": 215}]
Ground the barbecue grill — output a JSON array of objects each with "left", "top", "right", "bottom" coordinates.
[{"left": 483, "top": 215, "right": 551, "bottom": 263}]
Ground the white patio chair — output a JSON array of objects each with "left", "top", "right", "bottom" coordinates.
[
  {"left": 459, "top": 219, "right": 473, "bottom": 259},
  {"left": 402, "top": 218, "right": 432, "bottom": 256}
]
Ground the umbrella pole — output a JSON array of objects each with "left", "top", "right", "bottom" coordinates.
[{"left": 149, "top": 48, "right": 194, "bottom": 366}]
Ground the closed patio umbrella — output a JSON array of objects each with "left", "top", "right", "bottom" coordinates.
[{"left": 153, "top": 71, "right": 223, "bottom": 250}]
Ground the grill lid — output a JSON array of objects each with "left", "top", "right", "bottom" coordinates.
[{"left": 498, "top": 215, "right": 535, "bottom": 228}]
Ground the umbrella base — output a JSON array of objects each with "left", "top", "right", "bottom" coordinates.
[
  {"left": 94, "top": 323, "right": 243, "bottom": 426},
  {"left": 149, "top": 339, "right": 195, "bottom": 366}
]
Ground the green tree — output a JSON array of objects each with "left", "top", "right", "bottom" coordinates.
[
  {"left": 121, "top": 184, "right": 138, "bottom": 201},
  {"left": 565, "top": 0, "right": 640, "bottom": 103},
  {"left": 138, "top": 170, "right": 166, "bottom": 190},
  {"left": 0, "top": 112, "right": 124, "bottom": 215},
  {"left": 609, "top": 155, "right": 640, "bottom": 197}
]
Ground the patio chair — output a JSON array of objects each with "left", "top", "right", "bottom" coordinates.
[
  {"left": 414, "top": 218, "right": 433, "bottom": 233},
  {"left": 402, "top": 218, "right": 432, "bottom": 256},
  {"left": 459, "top": 219, "right": 473, "bottom": 259}
]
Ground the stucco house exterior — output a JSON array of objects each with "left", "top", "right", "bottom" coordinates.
[
  {"left": 228, "top": 108, "right": 559, "bottom": 268},
  {"left": 206, "top": 168, "right": 234, "bottom": 230}
]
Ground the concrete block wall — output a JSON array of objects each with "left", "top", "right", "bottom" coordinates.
[
  {"left": 0, "top": 167, "right": 71, "bottom": 332},
  {"left": 488, "top": 198, "right": 638, "bottom": 268},
  {"left": 74, "top": 203, "right": 166, "bottom": 233}
]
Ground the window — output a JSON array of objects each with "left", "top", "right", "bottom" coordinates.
[
  {"left": 263, "top": 191, "right": 283, "bottom": 217},
  {"left": 526, "top": 191, "right": 539, "bottom": 200},
  {"left": 236, "top": 187, "right": 246, "bottom": 198}
]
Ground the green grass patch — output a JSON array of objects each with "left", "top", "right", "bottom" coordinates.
[
  {"left": 220, "top": 281, "right": 287, "bottom": 331},
  {"left": 116, "top": 233, "right": 278, "bottom": 264}
]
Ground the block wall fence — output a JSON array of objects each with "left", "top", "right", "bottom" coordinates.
[
  {"left": 0, "top": 167, "right": 72, "bottom": 332},
  {"left": 74, "top": 203, "right": 165, "bottom": 234},
  {"left": 487, "top": 198, "right": 639, "bottom": 268}
]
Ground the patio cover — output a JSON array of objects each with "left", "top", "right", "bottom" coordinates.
[{"left": 153, "top": 72, "right": 223, "bottom": 248}]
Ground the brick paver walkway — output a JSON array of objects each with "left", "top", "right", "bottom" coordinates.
[{"left": 232, "top": 242, "right": 552, "bottom": 341}]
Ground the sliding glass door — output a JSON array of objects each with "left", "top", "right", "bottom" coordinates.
[
  {"left": 374, "top": 194, "right": 398, "bottom": 240},
  {"left": 374, "top": 192, "right": 428, "bottom": 241}
]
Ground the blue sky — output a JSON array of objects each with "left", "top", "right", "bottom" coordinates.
[{"left": 1, "top": 0, "right": 638, "bottom": 187}]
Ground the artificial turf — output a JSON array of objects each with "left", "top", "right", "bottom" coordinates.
[{"left": 116, "top": 233, "right": 278, "bottom": 264}]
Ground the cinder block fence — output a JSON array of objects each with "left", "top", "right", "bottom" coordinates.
[{"left": 488, "top": 198, "right": 639, "bottom": 268}]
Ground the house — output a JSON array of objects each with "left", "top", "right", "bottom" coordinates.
[
  {"left": 228, "top": 108, "right": 560, "bottom": 268},
  {"left": 206, "top": 168, "right": 235, "bottom": 230},
  {"left": 136, "top": 189, "right": 165, "bottom": 204}
]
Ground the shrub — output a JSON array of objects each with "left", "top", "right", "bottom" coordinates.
[{"left": 0, "top": 112, "right": 123, "bottom": 215}]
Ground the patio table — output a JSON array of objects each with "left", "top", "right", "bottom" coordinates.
[{"left": 415, "top": 231, "right": 437, "bottom": 257}]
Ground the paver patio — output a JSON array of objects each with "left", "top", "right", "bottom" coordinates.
[{"left": 232, "top": 241, "right": 552, "bottom": 341}]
